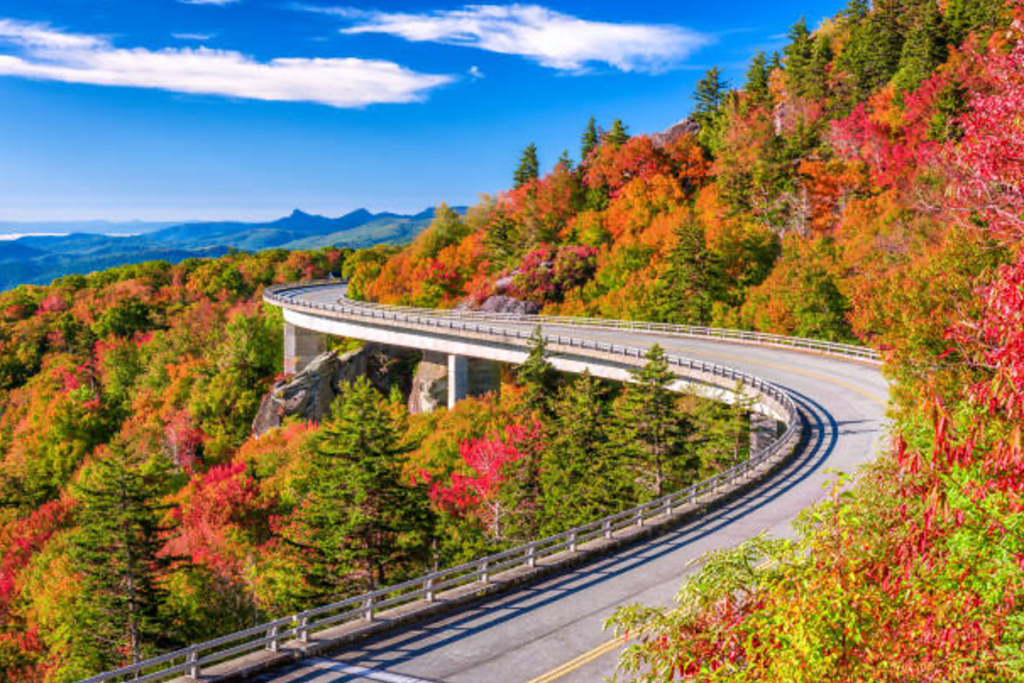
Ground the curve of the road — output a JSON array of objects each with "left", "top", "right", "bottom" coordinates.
[{"left": 260, "top": 283, "right": 889, "bottom": 683}]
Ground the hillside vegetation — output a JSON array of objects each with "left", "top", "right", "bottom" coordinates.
[
  {"left": 348, "top": 0, "right": 1024, "bottom": 678},
  {"left": 2, "top": 0, "right": 1024, "bottom": 679}
]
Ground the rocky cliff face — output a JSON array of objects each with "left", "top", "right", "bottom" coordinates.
[
  {"left": 407, "top": 351, "right": 449, "bottom": 414},
  {"left": 650, "top": 117, "right": 701, "bottom": 148},
  {"left": 252, "top": 343, "right": 411, "bottom": 437}
]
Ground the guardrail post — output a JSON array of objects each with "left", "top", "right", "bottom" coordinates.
[
  {"left": 364, "top": 596, "right": 375, "bottom": 622},
  {"left": 663, "top": 499, "right": 673, "bottom": 516},
  {"left": 425, "top": 577, "right": 436, "bottom": 603},
  {"left": 568, "top": 531, "right": 577, "bottom": 553},
  {"left": 267, "top": 624, "right": 280, "bottom": 652},
  {"left": 526, "top": 544, "right": 536, "bottom": 568},
  {"left": 297, "top": 614, "right": 309, "bottom": 643},
  {"left": 635, "top": 509, "right": 644, "bottom": 527},
  {"left": 186, "top": 647, "right": 199, "bottom": 679},
  {"left": 603, "top": 520, "right": 612, "bottom": 539},
  {"left": 481, "top": 560, "right": 490, "bottom": 585}
]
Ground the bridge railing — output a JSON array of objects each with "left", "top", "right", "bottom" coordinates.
[
  {"left": 80, "top": 281, "right": 806, "bottom": 683},
  {"left": 266, "top": 280, "right": 880, "bottom": 363}
]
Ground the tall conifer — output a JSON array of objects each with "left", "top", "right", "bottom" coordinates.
[
  {"left": 290, "top": 377, "right": 431, "bottom": 599},
  {"left": 580, "top": 116, "right": 599, "bottom": 161},
  {"left": 69, "top": 444, "right": 174, "bottom": 675},
  {"left": 608, "top": 345, "right": 692, "bottom": 499},
  {"left": 539, "top": 372, "right": 631, "bottom": 533},
  {"left": 514, "top": 143, "right": 540, "bottom": 188}
]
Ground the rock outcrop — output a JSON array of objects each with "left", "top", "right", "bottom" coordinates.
[
  {"left": 407, "top": 351, "right": 449, "bottom": 414},
  {"left": 651, "top": 117, "right": 701, "bottom": 148},
  {"left": 477, "top": 295, "right": 541, "bottom": 316},
  {"left": 252, "top": 343, "right": 411, "bottom": 437}
]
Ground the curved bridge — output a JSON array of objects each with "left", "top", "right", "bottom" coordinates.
[{"left": 84, "top": 280, "right": 888, "bottom": 683}]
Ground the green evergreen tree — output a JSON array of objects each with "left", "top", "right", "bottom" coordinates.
[
  {"left": 483, "top": 209, "right": 520, "bottom": 267},
  {"left": 689, "top": 386, "right": 755, "bottom": 478},
  {"left": 927, "top": 81, "right": 968, "bottom": 141},
  {"left": 514, "top": 143, "right": 540, "bottom": 188},
  {"left": 694, "top": 67, "right": 730, "bottom": 124},
  {"left": 605, "top": 119, "right": 630, "bottom": 147},
  {"left": 769, "top": 51, "right": 784, "bottom": 73},
  {"left": 784, "top": 17, "right": 815, "bottom": 96},
  {"left": 290, "top": 377, "right": 432, "bottom": 600},
  {"left": 842, "top": 0, "right": 869, "bottom": 22},
  {"left": 656, "top": 215, "right": 718, "bottom": 325},
  {"left": 539, "top": 372, "right": 631, "bottom": 533},
  {"left": 516, "top": 326, "right": 558, "bottom": 412},
  {"left": 945, "top": 0, "right": 1006, "bottom": 45},
  {"left": 609, "top": 345, "right": 692, "bottom": 499},
  {"left": 805, "top": 36, "right": 834, "bottom": 101},
  {"left": 893, "top": 0, "right": 948, "bottom": 94},
  {"left": 69, "top": 444, "right": 175, "bottom": 676},
  {"left": 580, "top": 116, "right": 599, "bottom": 161},
  {"left": 556, "top": 149, "right": 574, "bottom": 171},
  {"left": 693, "top": 67, "right": 731, "bottom": 155},
  {"left": 744, "top": 51, "right": 771, "bottom": 106},
  {"left": 836, "top": 0, "right": 907, "bottom": 98}
]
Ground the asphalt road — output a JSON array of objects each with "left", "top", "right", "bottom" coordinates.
[{"left": 259, "top": 285, "right": 889, "bottom": 683}]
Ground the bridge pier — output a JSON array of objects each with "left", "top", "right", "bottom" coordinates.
[
  {"left": 448, "top": 354, "right": 468, "bottom": 409},
  {"left": 750, "top": 412, "right": 782, "bottom": 452},
  {"left": 283, "top": 322, "right": 327, "bottom": 375}
]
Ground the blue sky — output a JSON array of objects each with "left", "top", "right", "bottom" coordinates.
[{"left": 0, "top": 0, "right": 846, "bottom": 221}]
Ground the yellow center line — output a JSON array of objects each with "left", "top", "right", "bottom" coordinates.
[{"left": 523, "top": 635, "right": 627, "bottom": 683}]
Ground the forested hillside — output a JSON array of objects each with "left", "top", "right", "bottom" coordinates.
[
  {"left": 2, "top": 0, "right": 1023, "bottom": 679},
  {"left": 0, "top": 246, "right": 749, "bottom": 678},
  {"left": 347, "top": 0, "right": 1024, "bottom": 677}
]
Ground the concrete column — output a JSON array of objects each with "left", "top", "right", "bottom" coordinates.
[
  {"left": 448, "top": 354, "right": 469, "bottom": 409},
  {"left": 283, "top": 322, "right": 327, "bottom": 375},
  {"left": 749, "top": 411, "right": 780, "bottom": 453}
]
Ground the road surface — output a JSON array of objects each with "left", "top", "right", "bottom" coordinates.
[{"left": 258, "top": 283, "right": 889, "bottom": 683}]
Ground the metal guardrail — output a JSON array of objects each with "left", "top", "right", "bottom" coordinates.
[
  {"left": 270, "top": 280, "right": 880, "bottom": 363},
  {"left": 81, "top": 280, "right": 809, "bottom": 683}
]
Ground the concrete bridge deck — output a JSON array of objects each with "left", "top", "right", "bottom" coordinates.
[{"left": 255, "top": 282, "right": 888, "bottom": 683}]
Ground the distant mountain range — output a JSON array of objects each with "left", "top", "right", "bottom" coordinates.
[{"left": 0, "top": 207, "right": 452, "bottom": 290}]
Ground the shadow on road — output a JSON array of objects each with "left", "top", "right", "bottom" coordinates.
[{"left": 258, "top": 388, "right": 846, "bottom": 683}]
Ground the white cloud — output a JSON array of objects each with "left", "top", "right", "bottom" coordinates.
[
  {"left": 179, "top": 0, "right": 241, "bottom": 5},
  {"left": 172, "top": 32, "right": 216, "bottom": 41},
  {"left": 468, "top": 65, "right": 483, "bottom": 79},
  {"left": 0, "top": 19, "right": 453, "bottom": 108},
  {"left": 322, "top": 4, "right": 711, "bottom": 73}
]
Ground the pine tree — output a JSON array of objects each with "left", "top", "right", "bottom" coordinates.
[
  {"left": 556, "top": 149, "right": 574, "bottom": 171},
  {"left": 514, "top": 143, "right": 540, "bottom": 188},
  {"left": 69, "top": 444, "right": 175, "bottom": 675},
  {"left": 694, "top": 67, "right": 730, "bottom": 124},
  {"left": 580, "top": 116, "right": 599, "bottom": 161},
  {"left": 516, "top": 326, "right": 558, "bottom": 412},
  {"left": 805, "top": 35, "right": 834, "bottom": 101},
  {"left": 605, "top": 119, "right": 630, "bottom": 147},
  {"left": 609, "top": 345, "right": 692, "bottom": 499},
  {"left": 689, "top": 385, "right": 755, "bottom": 478},
  {"left": 657, "top": 214, "right": 717, "bottom": 325},
  {"left": 842, "top": 0, "right": 869, "bottom": 22},
  {"left": 744, "top": 51, "right": 771, "bottom": 106},
  {"left": 893, "top": 0, "right": 948, "bottom": 94},
  {"left": 945, "top": 0, "right": 1006, "bottom": 45},
  {"left": 290, "top": 377, "right": 432, "bottom": 600},
  {"left": 539, "top": 372, "right": 631, "bottom": 533},
  {"left": 784, "top": 17, "right": 814, "bottom": 96},
  {"left": 836, "top": 0, "right": 907, "bottom": 97}
]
